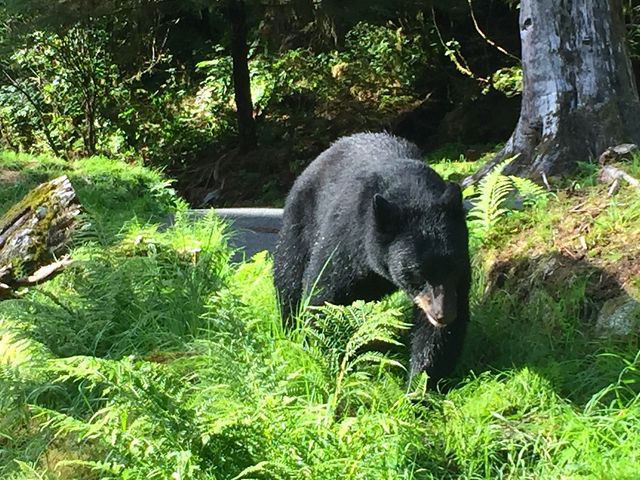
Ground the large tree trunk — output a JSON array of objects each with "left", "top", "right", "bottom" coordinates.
[
  {"left": 228, "top": 0, "right": 257, "bottom": 153},
  {"left": 464, "top": 0, "right": 640, "bottom": 186}
]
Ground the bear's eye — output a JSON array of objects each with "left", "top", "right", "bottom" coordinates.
[{"left": 405, "top": 269, "right": 425, "bottom": 290}]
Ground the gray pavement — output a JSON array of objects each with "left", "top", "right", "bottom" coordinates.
[{"left": 185, "top": 208, "right": 283, "bottom": 261}]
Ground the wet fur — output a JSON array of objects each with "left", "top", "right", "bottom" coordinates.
[{"left": 273, "top": 132, "right": 471, "bottom": 382}]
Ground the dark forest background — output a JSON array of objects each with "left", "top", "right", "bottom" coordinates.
[{"left": 1, "top": 0, "right": 639, "bottom": 205}]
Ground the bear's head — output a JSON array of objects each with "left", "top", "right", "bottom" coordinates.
[{"left": 373, "top": 182, "right": 469, "bottom": 328}]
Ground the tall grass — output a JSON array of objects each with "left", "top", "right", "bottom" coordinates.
[
  {"left": 0, "top": 152, "right": 184, "bottom": 243},
  {"left": 1, "top": 153, "right": 639, "bottom": 479}
]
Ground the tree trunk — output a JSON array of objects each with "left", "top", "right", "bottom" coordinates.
[
  {"left": 464, "top": 0, "right": 640, "bottom": 186},
  {"left": 0, "top": 175, "right": 80, "bottom": 298},
  {"left": 228, "top": 0, "right": 257, "bottom": 153}
]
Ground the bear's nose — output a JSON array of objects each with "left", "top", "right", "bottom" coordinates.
[{"left": 413, "top": 287, "right": 448, "bottom": 328}]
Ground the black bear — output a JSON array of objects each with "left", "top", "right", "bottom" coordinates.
[{"left": 273, "top": 132, "right": 470, "bottom": 382}]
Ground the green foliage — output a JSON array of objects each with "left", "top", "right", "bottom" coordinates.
[
  {"left": 251, "top": 48, "right": 334, "bottom": 114},
  {"left": 4, "top": 234, "right": 640, "bottom": 479},
  {"left": 0, "top": 3, "right": 524, "bottom": 204},
  {"left": 488, "top": 66, "right": 523, "bottom": 98},
  {"left": 0, "top": 1, "right": 528, "bottom": 209},
  {"left": 2, "top": 153, "right": 640, "bottom": 479},
  {"left": 14, "top": 224, "right": 228, "bottom": 358},
  {"left": 509, "top": 175, "right": 548, "bottom": 206},
  {"left": 0, "top": 12, "right": 437, "bottom": 173},
  {"left": 467, "top": 159, "right": 515, "bottom": 240},
  {"left": 0, "top": 17, "right": 219, "bottom": 167},
  {"left": 337, "top": 22, "right": 431, "bottom": 106},
  {"left": 0, "top": 246, "right": 430, "bottom": 479},
  {"left": 466, "top": 158, "right": 549, "bottom": 248},
  {"left": 198, "top": 20, "right": 431, "bottom": 120},
  {"left": 1, "top": 27, "right": 127, "bottom": 157}
]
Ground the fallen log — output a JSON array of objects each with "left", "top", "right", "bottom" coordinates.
[
  {"left": 598, "top": 143, "right": 638, "bottom": 165},
  {"left": 599, "top": 165, "right": 640, "bottom": 196},
  {"left": 0, "top": 175, "right": 80, "bottom": 298},
  {"left": 597, "top": 144, "right": 640, "bottom": 196}
]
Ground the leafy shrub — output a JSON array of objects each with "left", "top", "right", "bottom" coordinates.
[
  {"left": 199, "top": 21, "right": 432, "bottom": 127},
  {"left": 489, "top": 66, "right": 522, "bottom": 98},
  {"left": 0, "top": 23, "right": 223, "bottom": 168},
  {"left": 337, "top": 22, "right": 430, "bottom": 106},
  {"left": 0, "top": 27, "right": 128, "bottom": 157},
  {"left": 0, "top": 19, "right": 435, "bottom": 176}
]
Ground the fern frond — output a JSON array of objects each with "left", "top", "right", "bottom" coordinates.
[
  {"left": 510, "top": 176, "right": 549, "bottom": 206},
  {"left": 468, "top": 158, "right": 515, "bottom": 237}
]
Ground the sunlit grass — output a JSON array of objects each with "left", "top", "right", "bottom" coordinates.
[
  {"left": 0, "top": 151, "right": 185, "bottom": 243},
  {"left": 0, "top": 153, "right": 639, "bottom": 479}
]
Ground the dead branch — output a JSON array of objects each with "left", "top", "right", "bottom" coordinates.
[
  {"left": 599, "top": 165, "right": 640, "bottom": 196},
  {"left": 14, "top": 256, "right": 74, "bottom": 287}
]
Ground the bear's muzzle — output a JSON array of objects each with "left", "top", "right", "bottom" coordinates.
[{"left": 413, "top": 284, "right": 455, "bottom": 328}]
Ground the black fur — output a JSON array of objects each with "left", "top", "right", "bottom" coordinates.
[{"left": 273, "top": 132, "right": 471, "bottom": 382}]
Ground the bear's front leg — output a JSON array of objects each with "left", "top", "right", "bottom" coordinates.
[{"left": 409, "top": 306, "right": 468, "bottom": 384}]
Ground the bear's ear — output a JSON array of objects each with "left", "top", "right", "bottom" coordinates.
[
  {"left": 440, "top": 182, "right": 463, "bottom": 210},
  {"left": 373, "top": 193, "right": 400, "bottom": 235}
]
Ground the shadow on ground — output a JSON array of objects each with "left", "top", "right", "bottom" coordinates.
[{"left": 461, "top": 251, "right": 639, "bottom": 405}]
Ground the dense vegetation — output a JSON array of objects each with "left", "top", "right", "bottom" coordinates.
[
  {"left": 0, "top": 0, "right": 537, "bottom": 205},
  {"left": 1, "top": 151, "right": 639, "bottom": 479},
  {"left": 1, "top": 2, "right": 640, "bottom": 478}
]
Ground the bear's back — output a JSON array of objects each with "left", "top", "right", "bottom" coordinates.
[
  {"left": 295, "top": 133, "right": 445, "bottom": 214},
  {"left": 305, "top": 132, "right": 421, "bottom": 181},
  {"left": 330, "top": 132, "right": 422, "bottom": 164}
]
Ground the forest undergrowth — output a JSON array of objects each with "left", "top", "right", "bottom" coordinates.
[{"left": 0, "top": 152, "right": 639, "bottom": 479}]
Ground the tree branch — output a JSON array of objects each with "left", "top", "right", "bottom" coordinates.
[
  {"left": 1, "top": 68, "right": 63, "bottom": 158},
  {"left": 467, "top": 0, "right": 521, "bottom": 63}
]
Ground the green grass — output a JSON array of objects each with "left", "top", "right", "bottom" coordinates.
[
  {"left": 1, "top": 152, "right": 639, "bottom": 479},
  {"left": 429, "top": 159, "right": 479, "bottom": 183},
  {"left": 427, "top": 143, "right": 501, "bottom": 184},
  {"left": 0, "top": 151, "right": 184, "bottom": 243}
]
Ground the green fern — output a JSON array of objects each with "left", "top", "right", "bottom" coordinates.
[
  {"left": 509, "top": 175, "right": 548, "bottom": 207},
  {"left": 467, "top": 158, "right": 514, "bottom": 240},
  {"left": 320, "top": 301, "right": 408, "bottom": 420},
  {"left": 467, "top": 157, "right": 549, "bottom": 245}
]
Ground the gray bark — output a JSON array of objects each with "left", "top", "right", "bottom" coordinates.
[
  {"left": 464, "top": 0, "right": 640, "bottom": 186},
  {"left": 0, "top": 175, "right": 80, "bottom": 298}
]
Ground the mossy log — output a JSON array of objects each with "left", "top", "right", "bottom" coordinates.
[{"left": 0, "top": 175, "right": 80, "bottom": 298}]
